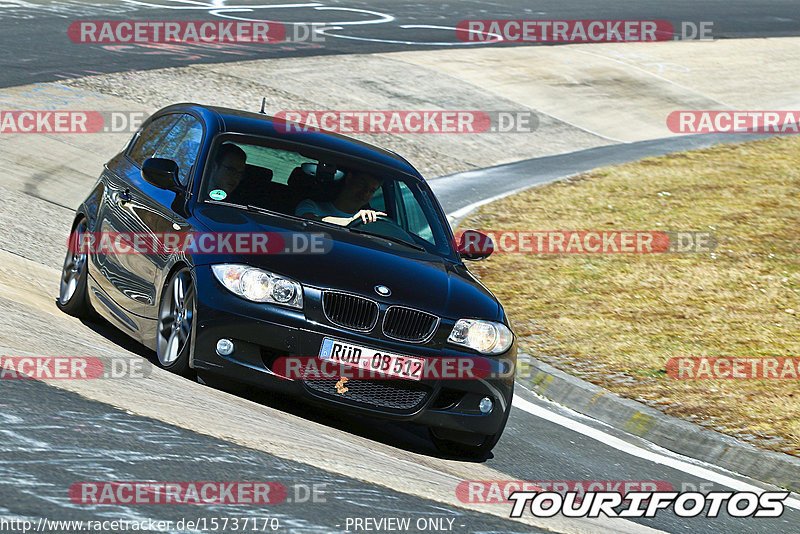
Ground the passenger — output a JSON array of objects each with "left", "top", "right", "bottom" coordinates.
[
  {"left": 207, "top": 144, "right": 247, "bottom": 202},
  {"left": 295, "top": 169, "right": 386, "bottom": 226}
]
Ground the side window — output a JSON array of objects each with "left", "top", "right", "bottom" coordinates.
[
  {"left": 396, "top": 182, "right": 434, "bottom": 244},
  {"left": 153, "top": 115, "right": 203, "bottom": 186},
  {"left": 128, "top": 115, "right": 180, "bottom": 166},
  {"left": 369, "top": 183, "right": 386, "bottom": 212}
]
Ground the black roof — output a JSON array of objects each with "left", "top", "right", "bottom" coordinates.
[{"left": 160, "top": 103, "right": 422, "bottom": 179}]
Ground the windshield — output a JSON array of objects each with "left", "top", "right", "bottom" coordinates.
[{"left": 200, "top": 137, "right": 454, "bottom": 256}]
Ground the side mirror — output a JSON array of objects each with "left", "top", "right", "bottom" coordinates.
[
  {"left": 457, "top": 230, "right": 494, "bottom": 261},
  {"left": 142, "top": 157, "right": 180, "bottom": 190}
]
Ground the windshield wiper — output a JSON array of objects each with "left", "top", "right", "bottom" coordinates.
[
  {"left": 243, "top": 204, "right": 426, "bottom": 251},
  {"left": 246, "top": 205, "right": 325, "bottom": 226},
  {"left": 245, "top": 204, "right": 278, "bottom": 216},
  {"left": 347, "top": 228, "right": 426, "bottom": 252}
]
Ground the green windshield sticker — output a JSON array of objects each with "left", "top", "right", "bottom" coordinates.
[{"left": 209, "top": 189, "right": 227, "bottom": 200}]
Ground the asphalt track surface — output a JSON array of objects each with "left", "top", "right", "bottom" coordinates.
[
  {"left": 433, "top": 132, "right": 781, "bottom": 220},
  {"left": 0, "top": 379, "right": 545, "bottom": 533},
  {"left": 2, "top": 1, "right": 800, "bottom": 533},
  {"left": 0, "top": 0, "right": 799, "bottom": 88}
]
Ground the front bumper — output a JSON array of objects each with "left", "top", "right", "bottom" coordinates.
[{"left": 191, "top": 266, "right": 516, "bottom": 437}]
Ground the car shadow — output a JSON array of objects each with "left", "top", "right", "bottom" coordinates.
[
  {"left": 75, "top": 311, "right": 492, "bottom": 462},
  {"left": 78, "top": 315, "right": 157, "bottom": 362},
  {"left": 207, "top": 381, "right": 494, "bottom": 462}
]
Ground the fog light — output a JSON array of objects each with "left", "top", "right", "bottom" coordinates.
[
  {"left": 216, "top": 338, "right": 234, "bottom": 356},
  {"left": 479, "top": 397, "right": 494, "bottom": 414}
]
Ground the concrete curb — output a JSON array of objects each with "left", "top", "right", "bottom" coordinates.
[{"left": 515, "top": 354, "right": 800, "bottom": 491}]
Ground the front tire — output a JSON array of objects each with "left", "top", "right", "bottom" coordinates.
[
  {"left": 57, "top": 217, "right": 93, "bottom": 318},
  {"left": 156, "top": 268, "right": 195, "bottom": 375}
]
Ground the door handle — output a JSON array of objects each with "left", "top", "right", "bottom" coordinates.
[{"left": 118, "top": 188, "right": 132, "bottom": 205}]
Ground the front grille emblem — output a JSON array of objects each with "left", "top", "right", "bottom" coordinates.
[
  {"left": 335, "top": 377, "right": 349, "bottom": 394},
  {"left": 374, "top": 285, "right": 391, "bottom": 297}
]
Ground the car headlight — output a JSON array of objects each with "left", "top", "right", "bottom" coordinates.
[
  {"left": 447, "top": 319, "right": 513, "bottom": 354},
  {"left": 211, "top": 264, "right": 303, "bottom": 308}
]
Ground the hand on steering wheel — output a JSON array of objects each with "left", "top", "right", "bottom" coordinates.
[{"left": 347, "top": 209, "right": 387, "bottom": 226}]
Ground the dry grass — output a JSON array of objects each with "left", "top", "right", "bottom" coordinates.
[{"left": 460, "top": 136, "right": 800, "bottom": 455}]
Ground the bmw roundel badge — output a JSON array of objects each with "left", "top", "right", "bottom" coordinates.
[{"left": 374, "top": 285, "right": 391, "bottom": 297}]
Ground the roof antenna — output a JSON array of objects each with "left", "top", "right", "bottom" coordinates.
[{"left": 259, "top": 97, "right": 267, "bottom": 115}]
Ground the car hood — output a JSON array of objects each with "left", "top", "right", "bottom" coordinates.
[{"left": 192, "top": 205, "right": 500, "bottom": 321}]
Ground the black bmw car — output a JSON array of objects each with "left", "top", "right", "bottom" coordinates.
[{"left": 57, "top": 103, "right": 516, "bottom": 457}]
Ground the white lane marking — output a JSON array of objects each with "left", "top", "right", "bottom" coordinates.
[
  {"left": 447, "top": 187, "right": 535, "bottom": 222},
  {"left": 511, "top": 394, "right": 800, "bottom": 510},
  {"left": 443, "top": 174, "right": 579, "bottom": 222},
  {"left": 121, "top": 0, "right": 322, "bottom": 10},
  {"left": 120, "top": 0, "right": 398, "bottom": 30},
  {"left": 211, "top": 6, "right": 394, "bottom": 26},
  {"left": 0, "top": 413, "right": 24, "bottom": 424},
  {"left": 0, "top": 430, "right": 49, "bottom": 449}
]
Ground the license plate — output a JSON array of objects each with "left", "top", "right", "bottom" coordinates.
[{"left": 318, "top": 338, "right": 424, "bottom": 381}]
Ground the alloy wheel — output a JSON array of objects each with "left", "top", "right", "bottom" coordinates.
[
  {"left": 157, "top": 270, "right": 195, "bottom": 367},
  {"left": 59, "top": 219, "right": 88, "bottom": 305}
]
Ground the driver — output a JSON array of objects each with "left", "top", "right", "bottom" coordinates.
[{"left": 295, "top": 169, "right": 386, "bottom": 226}]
